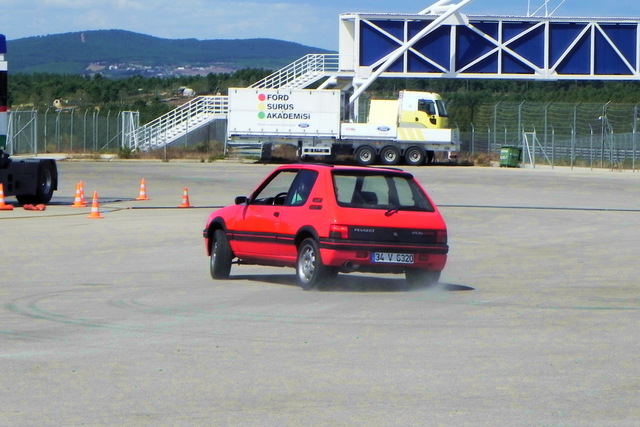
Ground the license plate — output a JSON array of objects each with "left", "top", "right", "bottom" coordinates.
[{"left": 371, "top": 252, "right": 414, "bottom": 264}]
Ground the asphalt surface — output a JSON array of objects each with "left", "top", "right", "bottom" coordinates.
[{"left": 1, "top": 160, "right": 639, "bottom": 426}]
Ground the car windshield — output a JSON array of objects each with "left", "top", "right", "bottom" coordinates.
[{"left": 332, "top": 171, "right": 435, "bottom": 212}]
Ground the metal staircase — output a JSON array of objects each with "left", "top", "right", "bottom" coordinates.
[
  {"left": 250, "top": 54, "right": 341, "bottom": 89},
  {"left": 131, "top": 54, "right": 342, "bottom": 152},
  {"left": 133, "top": 96, "right": 228, "bottom": 151}
]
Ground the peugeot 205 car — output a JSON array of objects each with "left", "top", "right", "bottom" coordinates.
[{"left": 203, "top": 164, "right": 448, "bottom": 290}]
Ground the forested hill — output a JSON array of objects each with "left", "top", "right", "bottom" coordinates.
[{"left": 6, "top": 30, "right": 333, "bottom": 76}]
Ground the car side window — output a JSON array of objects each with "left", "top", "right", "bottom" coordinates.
[
  {"left": 251, "top": 170, "right": 298, "bottom": 205},
  {"left": 285, "top": 170, "right": 318, "bottom": 206}
]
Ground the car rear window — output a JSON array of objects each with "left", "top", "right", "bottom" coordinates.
[{"left": 332, "top": 171, "right": 435, "bottom": 212}]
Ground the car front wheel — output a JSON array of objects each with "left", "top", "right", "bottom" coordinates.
[
  {"left": 210, "top": 229, "right": 232, "bottom": 279},
  {"left": 296, "top": 238, "right": 327, "bottom": 290}
]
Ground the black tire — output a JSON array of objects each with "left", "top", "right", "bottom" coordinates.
[
  {"left": 404, "top": 146, "right": 425, "bottom": 166},
  {"left": 210, "top": 229, "right": 232, "bottom": 280},
  {"left": 354, "top": 146, "right": 376, "bottom": 166},
  {"left": 296, "top": 238, "right": 327, "bottom": 290},
  {"left": 16, "top": 161, "right": 56, "bottom": 205},
  {"left": 380, "top": 146, "right": 401, "bottom": 165},
  {"left": 405, "top": 269, "right": 441, "bottom": 288}
]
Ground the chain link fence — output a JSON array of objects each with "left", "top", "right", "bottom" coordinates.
[
  {"left": 8, "top": 108, "right": 136, "bottom": 155},
  {"left": 8, "top": 102, "right": 640, "bottom": 171},
  {"left": 459, "top": 102, "right": 639, "bottom": 170}
]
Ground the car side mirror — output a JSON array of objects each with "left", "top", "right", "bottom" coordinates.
[{"left": 235, "top": 196, "right": 248, "bottom": 205}]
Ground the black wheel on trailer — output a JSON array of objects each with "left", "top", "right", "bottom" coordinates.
[
  {"left": 404, "top": 146, "right": 426, "bottom": 166},
  {"left": 16, "top": 160, "right": 56, "bottom": 205},
  {"left": 380, "top": 146, "right": 401, "bottom": 165},
  {"left": 354, "top": 146, "right": 377, "bottom": 166}
]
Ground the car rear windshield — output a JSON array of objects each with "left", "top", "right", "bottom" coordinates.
[{"left": 332, "top": 170, "right": 435, "bottom": 212}]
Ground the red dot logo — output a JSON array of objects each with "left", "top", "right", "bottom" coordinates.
[{"left": 258, "top": 94, "right": 266, "bottom": 101}]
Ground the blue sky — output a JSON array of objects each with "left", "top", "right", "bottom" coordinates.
[{"left": 1, "top": 1, "right": 640, "bottom": 50}]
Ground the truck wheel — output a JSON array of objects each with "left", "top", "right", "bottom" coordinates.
[
  {"left": 296, "top": 238, "right": 327, "bottom": 290},
  {"left": 355, "top": 146, "right": 376, "bottom": 166},
  {"left": 380, "top": 146, "right": 401, "bottom": 165},
  {"left": 16, "top": 160, "right": 56, "bottom": 205},
  {"left": 404, "top": 146, "right": 425, "bottom": 166},
  {"left": 210, "top": 229, "right": 232, "bottom": 280}
]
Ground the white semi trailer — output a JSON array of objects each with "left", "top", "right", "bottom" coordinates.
[{"left": 226, "top": 88, "right": 459, "bottom": 166}]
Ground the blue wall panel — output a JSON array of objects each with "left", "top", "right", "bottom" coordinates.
[
  {"left": 351, "top": 14, "right": 640, "bottom": 79},
  {"left": 456, "top": 25, "right": 497, "bottom": 70}
]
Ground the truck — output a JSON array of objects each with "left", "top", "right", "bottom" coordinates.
[
  {"left": 226, "top": 87, "right": 460, "bottom": 166},
  {"left": 0, "top": 34, "right": 58, "bottom": 205}
]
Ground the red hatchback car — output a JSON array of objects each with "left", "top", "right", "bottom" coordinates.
[{"left": 203, "top": 164, "right": 448, "bottom": 290}]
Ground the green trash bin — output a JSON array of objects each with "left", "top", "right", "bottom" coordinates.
[{"left": 500, "top": 146, "right": 521, "bottom": 167}]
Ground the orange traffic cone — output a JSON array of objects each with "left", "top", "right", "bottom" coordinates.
[
  {"left": 178, "top": 187, "right": 193, "bottom": 208},
  {"left": 79, "top": 180, "right": 87, "bottom": 205},
  {"left": 136, "top": 178, "right": 149, "bottom": 200},
  {"left": 72, "top": 181, "right": 86, "bottom": 207},
  {"left": 0, "top": 183, "right": 14, "bottom": 211},
  {"left": 87, "top": 191, "right": 104, "bottom": 219}
]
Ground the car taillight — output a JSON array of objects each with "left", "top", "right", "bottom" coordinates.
[
  {"left": 329, "top": 224, "right": 349, "bottom": 239},
  {"left": 436, "top": 230, "right": 448, "bottom": 244}
]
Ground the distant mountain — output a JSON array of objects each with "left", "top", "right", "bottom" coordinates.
[{"left": 6, "top": 30, "right": 333, "bottom": 76}]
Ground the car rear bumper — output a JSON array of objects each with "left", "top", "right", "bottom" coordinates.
[{"left": 319, "top": 240, "right": 448, "bottom": 271}]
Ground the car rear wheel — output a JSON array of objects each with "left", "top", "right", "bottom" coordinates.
[
  {"left": 210, "top": 229, "right": 232, "bottom": 279},
  {"left": 296, "top": 238, "right": 327, "bottom": 290},
  {"left": 405, "top": 269, "right": 441, "bottom": 288}
]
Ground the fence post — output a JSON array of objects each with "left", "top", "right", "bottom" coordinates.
[
  {"left": 44, "top": 108, "right": 49, "bottom": 152},
  {"left": 470, "top": 122, "right": 475, "bottom": 154},
  {"left": 493, "top": 102, "right": 499, "bottom": 153},
  {"left": 634, "top": 105, "right": 638, "bottom": 172},
  {"left": 570, "top": 124, "right": 575, "bottom": 170},
  {"left": 589, "top": 124, "right": 594, "bottom": 171}
]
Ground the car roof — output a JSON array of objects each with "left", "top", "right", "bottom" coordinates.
[{"left": 274, "top": 163, "right": 411, "bottom": 175}]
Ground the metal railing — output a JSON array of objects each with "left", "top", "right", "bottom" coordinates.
[
  {"left": 250, "top": 54, "right": 340, "bottom": 89},
  {"left": 133, "top": 96, "right": 228, "bottom": 151}
]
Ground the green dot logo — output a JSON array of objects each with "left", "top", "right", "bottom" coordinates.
[{"left": 258, "top": 112, "right": 266, "bottom": 119}]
